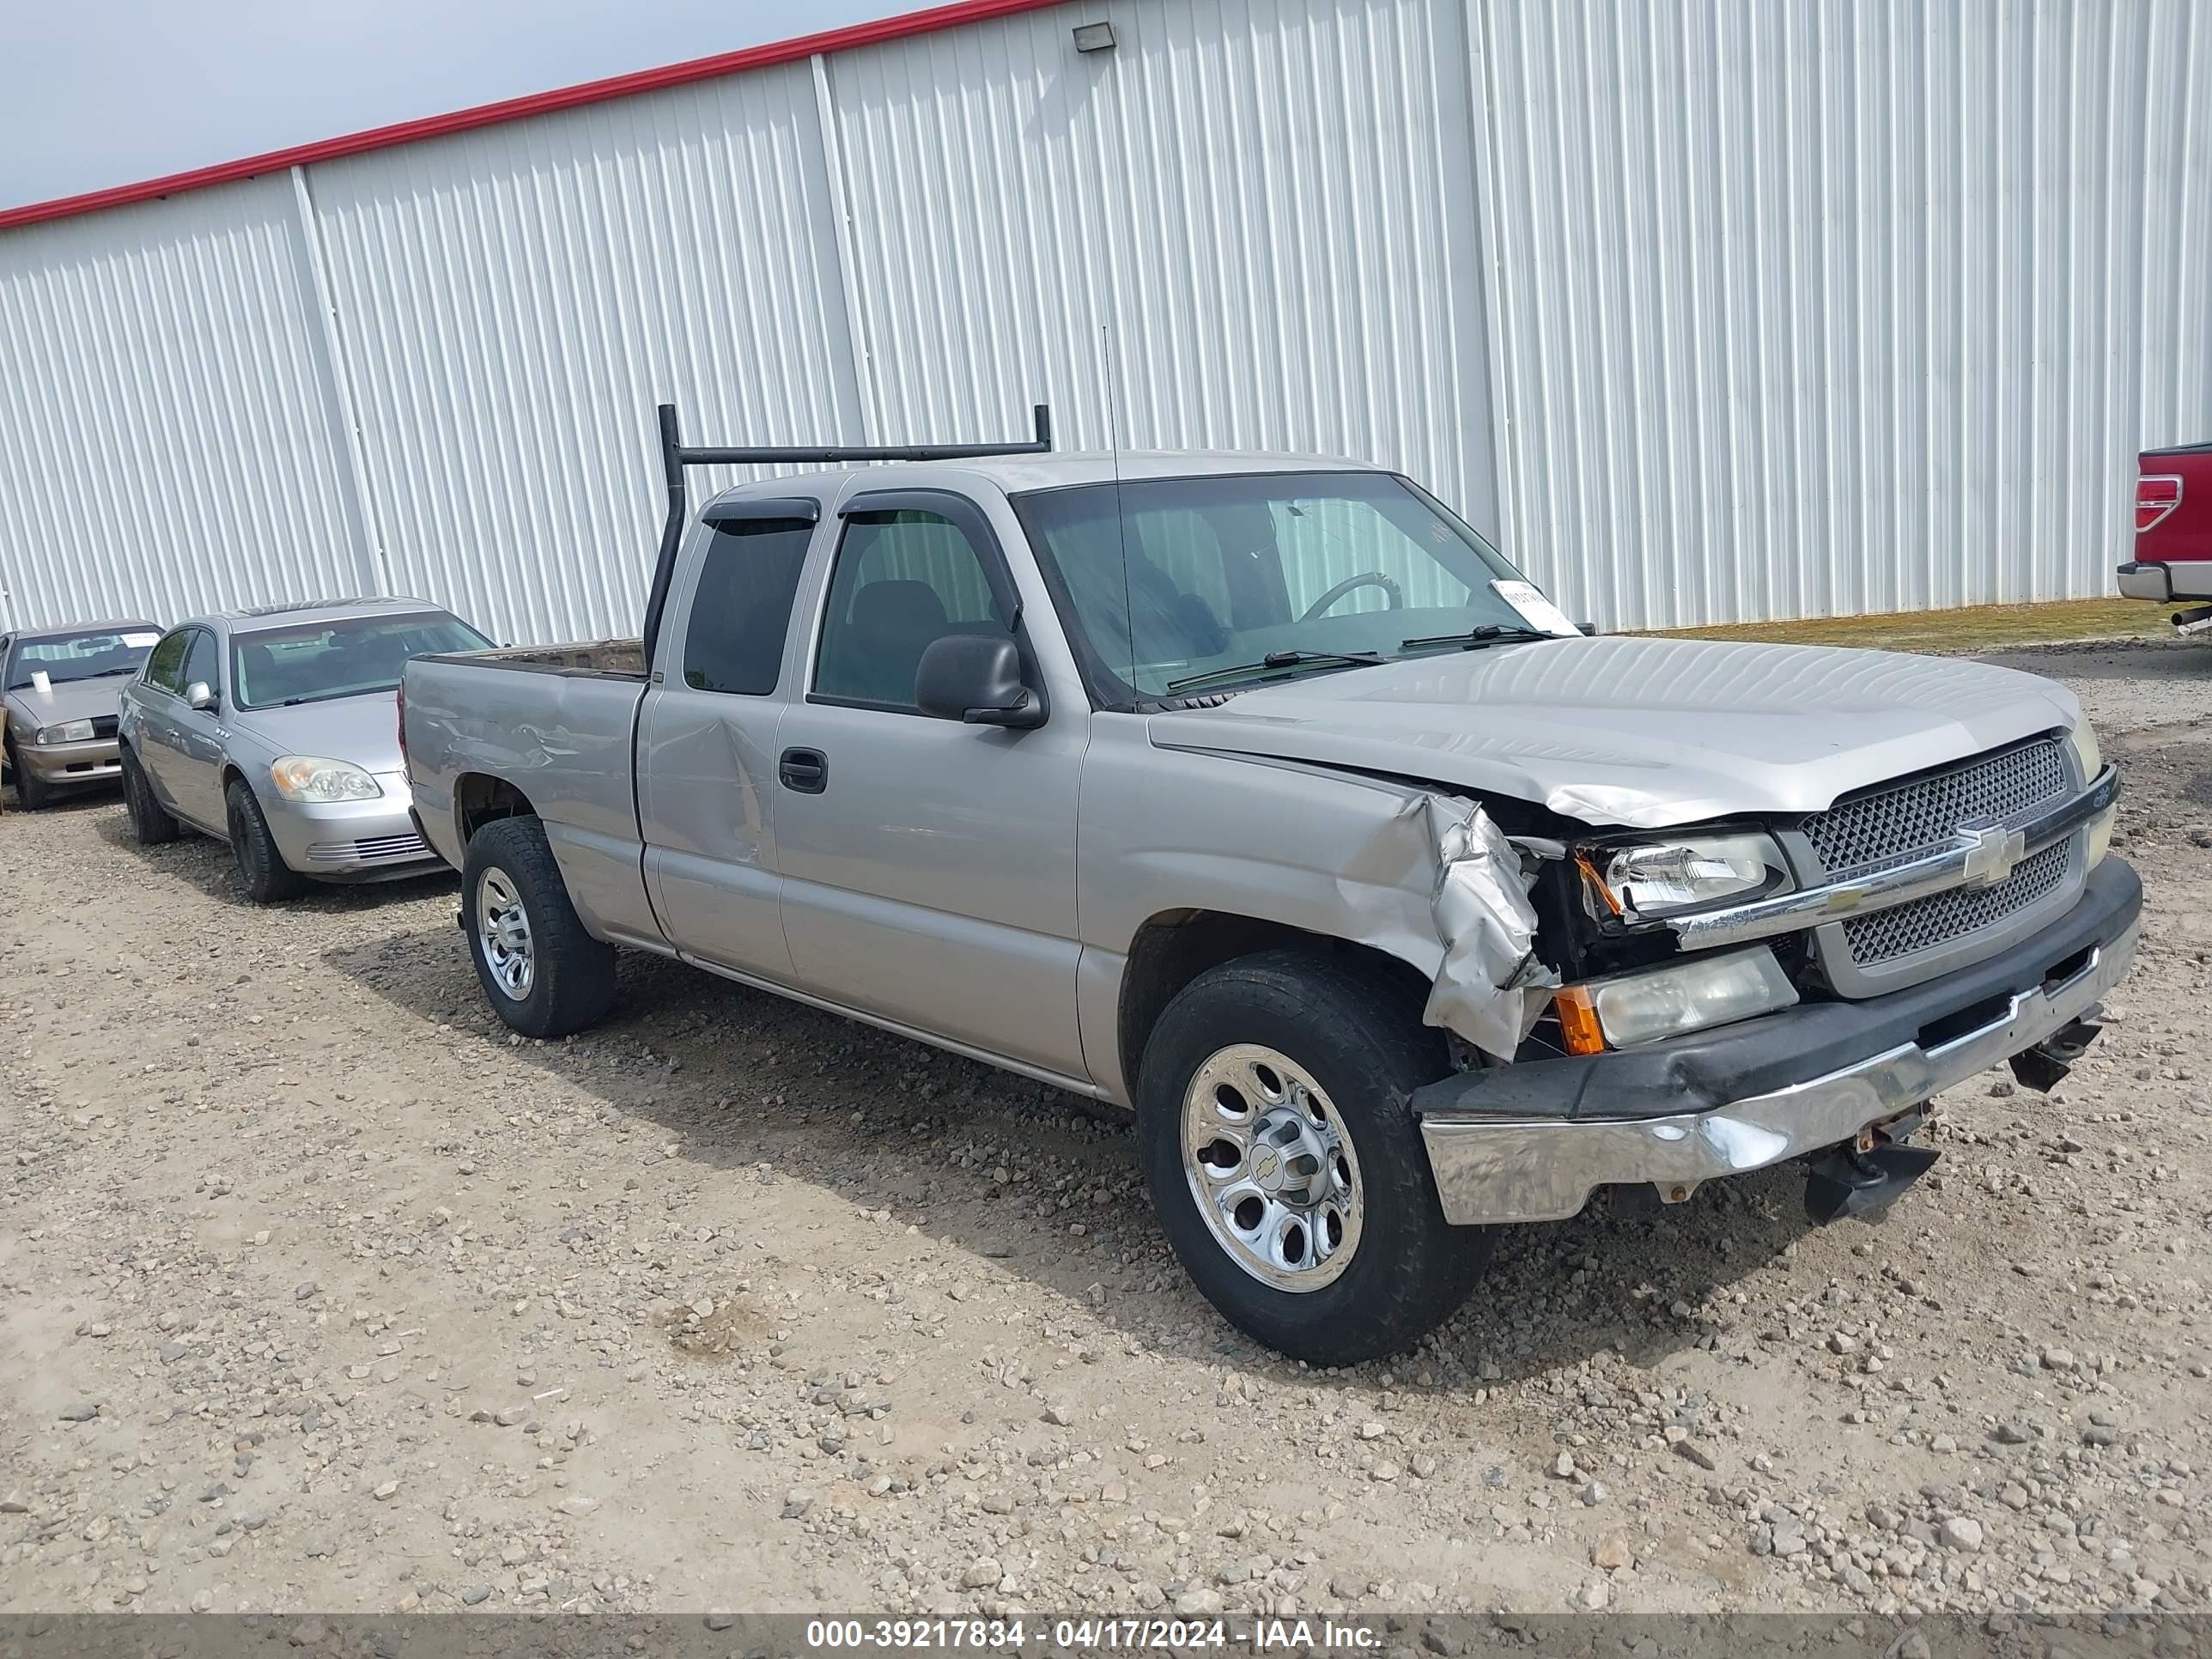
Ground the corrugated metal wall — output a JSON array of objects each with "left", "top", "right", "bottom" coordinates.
[
  {"left": 1473, "top": 0, "right": 2212, "bottom": 629},
  {"left": 307, "top": 63, "right": 861, "bottom": 644},
  {"left": 828, "top": 0, "right": 1497, "bottom": 519},
  {"left": 0, "top": 179, "right": 368, "bottom": 632},
  {"left": 3, "top": 0, "right": 2207, "bottom": 639}
]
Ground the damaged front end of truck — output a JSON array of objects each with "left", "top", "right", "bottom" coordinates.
[{"left": 1376, "top": 734, "right": 2136, "bottom": 1232}]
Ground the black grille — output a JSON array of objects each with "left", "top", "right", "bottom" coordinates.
[{"left": 90, "top": 714, "right": 118, "bottom": 738}]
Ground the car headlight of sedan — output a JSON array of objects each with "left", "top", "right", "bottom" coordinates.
[
  {"left": 2065, "top": 720, "right": 2113, "bottom": 868},
  {"left": 270, "top": 756, "right": 384, "bottom": 802},
  {"left": 34, "top": 719, "right": 96, "bottom": 744},
  {"left": 1584, "top": 831, "right": 1792, "bottom": 920}
]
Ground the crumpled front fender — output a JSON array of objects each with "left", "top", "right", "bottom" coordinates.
[{"left": 1412, "top": 793, "right": 1559, "bottom": 1060}]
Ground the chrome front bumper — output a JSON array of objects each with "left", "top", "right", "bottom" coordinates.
[{"left": 1420, "top": 916, "right": 2138, "bottom": 1227}]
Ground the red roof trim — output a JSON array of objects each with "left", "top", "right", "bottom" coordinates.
[{"left": 0, "top": 0, "right": 1068, "bottom": 232}]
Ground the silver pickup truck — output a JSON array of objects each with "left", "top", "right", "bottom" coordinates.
[{"left": 402, "top": 407, "right": 2138, "bottom": 1365}]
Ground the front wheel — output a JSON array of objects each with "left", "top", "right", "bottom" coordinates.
[
  {"left": 461, "top": 815, "right": 618, "bottom": 1038},
  {"left": 226, "top": 779, "right": 308, "bottom": 902},
  {"left": 8, "top": 740, "right": 54, "bottom": 810},
  {"left": 1138, "top": 949, "right": 1490, "bottom": 1367}
]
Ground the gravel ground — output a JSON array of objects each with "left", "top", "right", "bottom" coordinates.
[{"left": 1, "top": 640, "right": 2206, "bottom": 1624}]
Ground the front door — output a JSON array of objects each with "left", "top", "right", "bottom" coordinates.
[
  {"left": 135, "top": 627, "right": 227, "bottom": 830},
  {"left": 772, "top": 495, "right": 1086, "bottom": 1079},
  {"left": 164, "top": 628, "right": 231, "bottom": 828}
]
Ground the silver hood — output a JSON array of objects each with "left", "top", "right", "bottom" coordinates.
[
  {"left": 1146, "top": 635, "right": 2081, "bottom": 830},
  {"left": 3, "top": 674, "right": 130, "bottom": 732},
  {"left": 230, "top": 690, "right": 405, "bottom": 774}
]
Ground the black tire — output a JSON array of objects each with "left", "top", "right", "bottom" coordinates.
[
  {"left": 225, "top": 777, "right": 309, "bottom": 902},
  {"left": 461, "top": 815, "right": 619, "bottom": 1039},
  {"left": 8, "top": 740, "right": 54, "bottom": 810},
  {"left": 1138, "top": 948, "right": 1490, "bottom": 1366},
  {"left": 121, "top": 745, "right": 179, "bottom": 845}
]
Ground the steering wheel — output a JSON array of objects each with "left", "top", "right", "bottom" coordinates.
[{"left": 1298, "top": 571, "right": 1404, "bottom": 623}]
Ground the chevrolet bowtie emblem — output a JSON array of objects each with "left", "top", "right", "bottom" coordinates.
[{"left": 1958, "top": 817, "right": 2029, "bottom": 887}]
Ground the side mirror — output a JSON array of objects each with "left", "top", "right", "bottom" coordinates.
[
  {"left": 1576, "top": 621, "right": 1600, "bottom": 637},
  {"left": 185, "top": 681, "right": 218, "bottom": 713},
  {"left": 915, "top": 635, "right": 1045, "bottom": 729}
]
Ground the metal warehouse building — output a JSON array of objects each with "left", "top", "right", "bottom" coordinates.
[{"left": 2, "top": 0, "right": 2207, "bottom": 644}]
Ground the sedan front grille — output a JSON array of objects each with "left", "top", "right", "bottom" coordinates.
[
  {"left": 89, "top": 714, "right": 118, "bottom": 739},
  {"left": 305, "top": 833, "right": 428, "bottom": 864},
  {"left": 1802, "top": 738, "right": 2068, "bottom": 876},
  {"left": 1840, "top": 838, "right": 2073, "bottom": 965}
]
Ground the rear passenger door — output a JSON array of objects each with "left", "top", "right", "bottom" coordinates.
[
  {"left": 771, "top": 491, "right": 1086, "bottom": 1079},
  {"left": 636, "top": 501, "right": 820, "bottom": 982}
]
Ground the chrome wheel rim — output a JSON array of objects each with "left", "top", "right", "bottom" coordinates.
[
  {"left": 477, "top": 867, "right": 535, "bottom": 1000},
  {"left": 1181, "top": 1043, "right": 1362, "bottom": 1291}
]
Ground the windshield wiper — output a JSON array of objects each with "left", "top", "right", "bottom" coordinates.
[
  {"left": 1164, "top": 649, "right": 1387, "bottom": 694},
  {"left": 8, "top": 665, "right": 138, "bottom": 689},
  {"left": 1399, "top": 623, "right": 1559, "bottom": 652}
]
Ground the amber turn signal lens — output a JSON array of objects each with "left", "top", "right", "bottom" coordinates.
[
  {"left": 1574, "top": 851, "right": 1622, "bottom": 916},
  {"left": 1554, "top": 986, "right": 1606, "bottom": 1055}
]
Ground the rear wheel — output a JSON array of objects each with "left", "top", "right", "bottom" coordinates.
[
  {"left": 225, "top": 778, "right": 308, "bottom": 902},
  {"left": 7, "top": 740, "right": 54, "bottom": 810},
  {"left": 1138, "top": 948, "right": 1490, "bottom": 1366},
  {"left": 121, "top": 746, "right": 179, "bottom": 844},
  {"left": 462, "top": 815, "right": 619, "bottom": 1038}
]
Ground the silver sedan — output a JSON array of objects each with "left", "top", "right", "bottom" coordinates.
[
  {"left": 117, "top": 598, "right": 490, "bottom": 901},
  {"left": 2, "top": 619, "right": 161, "bottom": 808}
]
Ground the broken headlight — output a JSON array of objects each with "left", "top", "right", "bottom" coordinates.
[{"left": 1584, "top": 831, "right": 1791, "bottom": 921}]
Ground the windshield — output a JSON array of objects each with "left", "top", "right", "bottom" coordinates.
[
  {"left": 1012, "top": 471, "right": 1563, "bottom": 703},
  {"left": 5, "top": 627, "right": 161, "bottom": 690},
  {"left": 230, "top": 612, "right": 490, "bottom": 709}
]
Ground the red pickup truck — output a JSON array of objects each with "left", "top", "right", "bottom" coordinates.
[{"left": 2120, "top": 442, "right": 2212, "bottom": 633}]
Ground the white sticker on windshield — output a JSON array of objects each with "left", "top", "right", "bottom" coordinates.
[
  {"left": 1491, "top": 580, "right": 1582, "bottom": 638},
  {"left": 121, "top": 631, "right": 160, "bottom": 647}
]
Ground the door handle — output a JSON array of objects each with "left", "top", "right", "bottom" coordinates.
[{"left": 778, "top": 746, "right": 828, "bottom": 794}]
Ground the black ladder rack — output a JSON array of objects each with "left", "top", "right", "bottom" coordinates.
[{"left": 642, "top": 401, "right": 1053, "bottom": 669}]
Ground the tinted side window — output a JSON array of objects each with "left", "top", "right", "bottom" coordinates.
[
  {"left": 181, "top": 630, "right": 220, "bottom": 696},
  {"left": 144, "top": 630, "right": 191, "bottom": 694},
  {"left": 681, "top": 519, "right": 816, "bottom": 696},
  {"left": 813, "top": 511, "right": 1006, "bottom": 712}
]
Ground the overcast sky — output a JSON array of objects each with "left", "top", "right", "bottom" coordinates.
[{"left": 2, "top": 0, "right": 913, "bottom": 211}]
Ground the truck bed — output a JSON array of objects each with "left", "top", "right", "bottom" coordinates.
[
  {"left": 419, "top": 638, "right": 648, "bottom": 678},
  {"left": 402, "top": 643, "right": 663, "bottom": 946}
]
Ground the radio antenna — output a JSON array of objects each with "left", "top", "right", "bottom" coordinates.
[{"left": 1103, "top": 323, "right": 1138, "bottom": 693}]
